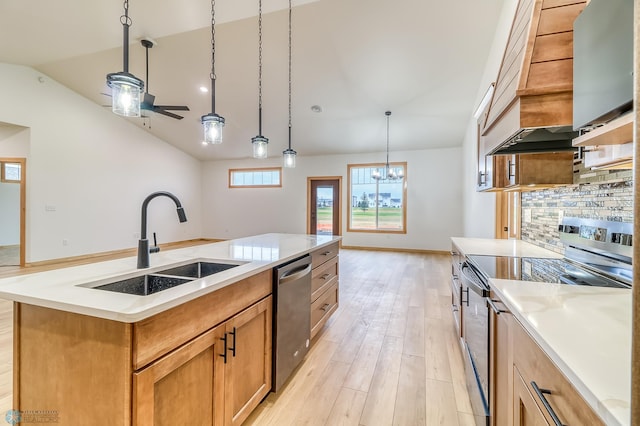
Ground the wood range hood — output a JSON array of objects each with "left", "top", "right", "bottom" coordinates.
[{"left": 480, "top": 0, "right": 587, "bottom": 156}]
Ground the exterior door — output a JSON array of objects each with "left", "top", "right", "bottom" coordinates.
[{"left": 308, "top": 177, "right": 341, "bottom": 235}]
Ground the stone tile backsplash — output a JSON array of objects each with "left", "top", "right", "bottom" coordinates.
[{"left": 520, "top": 169, "right": 633, "bottom": 254}]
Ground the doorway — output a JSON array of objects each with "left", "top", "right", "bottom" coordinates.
[
  {"left": 307, "top": 177, "right": 341, "bottom": 236},
  {"left": 0, "top": 158, "right": 26, "bottom": 266}
]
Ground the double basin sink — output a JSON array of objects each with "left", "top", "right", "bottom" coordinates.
[{"left": 81, "top": 260, "right": 243, "bottom": 296}]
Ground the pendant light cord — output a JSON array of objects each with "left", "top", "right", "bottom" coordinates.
[
  {"left": 258, "top": 0, "right": 264, "bottom": 135},
  {"left": 386, "top": 112, "right": 390, "bottom": 168},
  {"left": 287, "top": 0, "right": 292, "bottom": 149},
  {"left": 121, "top": 0, "right": 132, "bottom": 73},
  {"left": 210, "top": 0, "right": 217, "bottom": 113}
]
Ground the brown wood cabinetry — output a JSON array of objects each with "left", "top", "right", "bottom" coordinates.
[
  {"left": 502, "top": 152, "right": 573, "bottom": 191},
  {"left": 512, "top": 318, "right": 605, "bottom": 426},
  {"left": 488, "top": 297, "right": 512, "bottom": 426},
  {"left": 14, "top": 271, "right": 273, "bottom": 426},
  {"left": 310, "top": 242, "right": 339, "bottom": 339}
]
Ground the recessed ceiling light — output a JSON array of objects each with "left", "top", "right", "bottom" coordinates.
[
  {"left": 311, "top": 105, "right": 322, "bottom": 113},
  {"left": 199, "top": 86, "right": 209, "bottom": 93}
]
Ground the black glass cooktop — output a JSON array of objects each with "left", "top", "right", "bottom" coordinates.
[{"left": 466, "top": 255, "right": 630, "bottom": 289}]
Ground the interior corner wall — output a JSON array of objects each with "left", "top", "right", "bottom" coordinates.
[
  {"left": 461, "top": 0, "right": 519, "bottom": 238},
  {"left": 201, "top": 147, "right": 463, "bottom": 252},
  {"left": 0, "top": 63, "right": 203, "bottom": 263}
]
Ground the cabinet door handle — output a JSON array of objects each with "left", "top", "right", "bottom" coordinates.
[
  {"left": 220, "top": 334, "right": 228, "bottom": 364},
  {"left": 530, "top": 381, "right": 565, "bottom": 426},
  {"left": 321, "top": 273, "right": 331, "bottom": 280},
  {"left": 487, "top": 299, "right": 508, "bottom": 315},
  {"left": 322, "top": 251, "right": 333, "bottom": 256},
  {"left": 507, "top": 160, "right": 516, "bottom": 179},
  {"left": 228, "top": 327, "right": 236, "bottom": 358},
  {"left": 461, "top": 287, "right": 469, "bottom": 306},
  {"left": 320, "top": 303, "right": 331, "bottom": 311}
]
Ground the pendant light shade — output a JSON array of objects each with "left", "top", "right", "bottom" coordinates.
[
  {"left": 252, "top": 135, "right": 269, "bottom": 159},
  {"left": 202, "top": 113, "right": 225, "bottom": 145},
  {"left": 106, "top": 0, "right": 144, "bottom": 117},
  {"left": 283, "top": 148, "right": 297, "bottom": 168},
  {"left": 252, "top": 0, "right": 269, "bottom": 158},
  {"left": 202, "top": 0, "right": 225, "bottom": 145},
  {"left": 283, "top": 0, "right": 297, "bottom": 168}
]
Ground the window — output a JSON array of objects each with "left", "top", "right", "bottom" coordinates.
[
  {"left": 347, "top": 163, "right": 407, "bottom": 233},
  {"left": 229, "top": 167, "right": 282, "bottom": 188},
  {"left": 1, "top": 162, "right": 22, "bottom": 183}
]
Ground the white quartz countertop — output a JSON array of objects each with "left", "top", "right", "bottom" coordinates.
[
  {"left": 491, "top": 279, "right": 631, "bottom": 426},
  {"left": 0, "top": 233, "right": 341, "bottom": 323},
  {"left": 451, "top": 237, "right": 563, "bottom": 258}
]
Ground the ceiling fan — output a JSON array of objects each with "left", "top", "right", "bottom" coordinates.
[{"left": 139, "top": 38, "right": 190, "bottom": 120}]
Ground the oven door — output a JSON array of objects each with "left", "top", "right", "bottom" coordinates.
[{"left": 461, "top": 262, "right": 490, "bottom": 426}]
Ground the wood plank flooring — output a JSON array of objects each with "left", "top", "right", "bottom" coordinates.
[
  {"left": 245, "top": 249, "right": 473, "bottom": 426},
  {"left": 0, "top": 248, "right": 473, "bottom": 424}
]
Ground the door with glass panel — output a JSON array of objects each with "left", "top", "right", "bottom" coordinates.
[{"left": 308, "top": 178, "right": 341, "bottom": 236}]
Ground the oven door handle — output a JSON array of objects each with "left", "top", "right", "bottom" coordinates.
[{"left": 461, "top": 263, "right": 489, "bottom": 297}]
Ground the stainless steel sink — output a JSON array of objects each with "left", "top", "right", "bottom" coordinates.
[
  {"left": 84, "top": 260, "right": 244, "bottom": 296},
  {"left": 95, "top": 274, "right": 193, "bottom": 296},
  {"left": 156, "top": 261, "right": 239, "bottom": 278}
]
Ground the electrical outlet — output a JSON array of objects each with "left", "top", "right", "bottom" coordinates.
[
  {"left": 133, "top": 233, "right": 140, "bottom": 239},
  {"left": 62, "top": 239, "right": 68, "bottom": 246},
  {"left": 45, "top": 205, "right": 56, "bottom": 212},
  {"left": 523, "top": 209, "right": 532, "bottom": 223}
]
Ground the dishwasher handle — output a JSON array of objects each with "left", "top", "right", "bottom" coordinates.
[{"left": 280, "top": 264, "right": 312, "bottom": 285}]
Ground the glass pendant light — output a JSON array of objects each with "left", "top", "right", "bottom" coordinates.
[
  {"left": 252, "top": 0, "right": 269, "bottom": 159},
  {"left": 201, "top": 0, "right": 225, "bottom": 145},
  {"left": 106, "top": 0, "right": 144, "bottom": 117},
  {"left": 283, "top": 0, "right": 297, "bottom": 168}
]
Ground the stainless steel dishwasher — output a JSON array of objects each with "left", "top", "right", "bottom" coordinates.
[{"left": 272, "top": 254, "right": 312, "bottom": 392}]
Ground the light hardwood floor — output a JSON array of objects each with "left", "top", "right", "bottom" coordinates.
[
  {"left": 0, "top": 249, "right": 473, "bottom": 425},
  {"left": 246, "top": 249, "right": 473, "bottom": 426}
]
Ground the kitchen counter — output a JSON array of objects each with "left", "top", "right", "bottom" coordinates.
[
  {"left": 491, "top": 279, "right": 631, "bottom": 426},
  {"left": 0, "top": 233, "right": 341, "bottom": 322},
  {"left": 451, "top": 237, "right": 563, "bottom": 258}
]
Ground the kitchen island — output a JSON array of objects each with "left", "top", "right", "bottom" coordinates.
[{"left": 0, "top": 233, "right": 341, "bottom": 426}]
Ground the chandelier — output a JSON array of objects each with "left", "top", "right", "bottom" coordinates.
[{"left": 372, "top": 111, "right": 404, "bottom": 181}]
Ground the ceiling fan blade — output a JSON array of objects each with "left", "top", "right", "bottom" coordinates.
[
  {"left": 153, "top": 108, "right": 185, "bottom": 120},
  {"left": 143, "top": 92, "right": 156, "bottom": 107},
  {"left": 154, "top": 105, "right": 190, "bottom": 111}
]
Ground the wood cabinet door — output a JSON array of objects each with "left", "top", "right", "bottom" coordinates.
[
  {"left": 133, "top": 325, "right": 226, "bottom": 426},
  {"left": 513, "top": 369, "right": 550, "bottom": 426},
  {"left": 224, "top": 296, "right": 273, "bottom": 426},
  {"left": 489, "top": 301, "right": 512, "bottom": 426}
]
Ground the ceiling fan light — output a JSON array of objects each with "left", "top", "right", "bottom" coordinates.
[
  {"left": 252, "top": 135, "right": 269, "bottom": 159},
  {"left": 107, "top": 72, "right": 144, "bottom": 117},
  {"left": 202, "top": 113, "right": 225, "bottom": 145},
  {"left": 283, "top": 148, "right": 297, "bottom": 168}
]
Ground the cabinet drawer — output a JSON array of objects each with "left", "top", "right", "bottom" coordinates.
[
  {"left": 513, "top": 320, "right": 604, "bottom": 426},
  {"left": 311, "top": 242, "right": 339, "bottom": 269},
  {"left": 310, "top": 282, "right": 339, "bottom": 339},
  {"left": 311, "top": 256, "right": 338, "bottom": 301}
]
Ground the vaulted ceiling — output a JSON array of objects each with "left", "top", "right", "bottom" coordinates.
[{"left": 1, "top": 0, "right": 505, "bottom": 160}]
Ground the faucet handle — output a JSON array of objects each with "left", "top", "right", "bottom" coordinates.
[{"left": 150, "top": 232, "right": 160, "bottom": 254}]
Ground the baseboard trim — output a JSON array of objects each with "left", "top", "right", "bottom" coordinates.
[
  {"left": 340, "top": 245, "right": 449, "bottom": 255},
  {"left": 25, "top": 238, "right": 222, "bottom": 269}
]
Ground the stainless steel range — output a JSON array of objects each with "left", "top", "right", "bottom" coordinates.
[{"left": 459, "top": 217, "right": 632, "bottom": 426}]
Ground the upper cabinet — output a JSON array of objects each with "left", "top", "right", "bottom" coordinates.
[
  {"left": 480, "top": 0, "right": 586, "bottom": 157},
  {"left": 572, "top": 0, "right": 634, "bottom": 149}
]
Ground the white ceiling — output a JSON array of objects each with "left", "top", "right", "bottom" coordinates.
[{"left": 1, "top": 0, "right": 505, "bottom": 161}]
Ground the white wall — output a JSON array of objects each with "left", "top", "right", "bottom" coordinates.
[
  {"left": 461, "top": 0, "right": 519, "bottom": 237},
  {"left": 0, "top": 63, "right": 203, "bottom": 262},
  {"left": 202, "top": 147, "right": 462, "bottom": 252}
]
